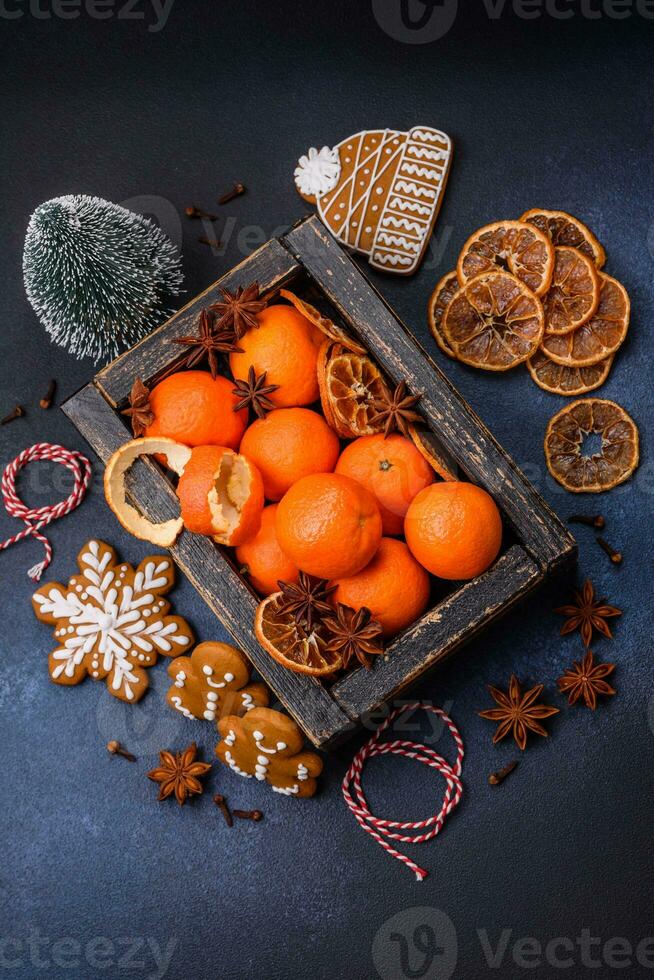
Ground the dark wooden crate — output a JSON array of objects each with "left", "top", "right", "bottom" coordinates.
[{"left": 63, "top": 215, "right": 576, "bottom": 749}]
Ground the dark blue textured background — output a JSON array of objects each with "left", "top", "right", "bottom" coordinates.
[{"left": 2, "top": 3, "right": 653, "bottom": 978}]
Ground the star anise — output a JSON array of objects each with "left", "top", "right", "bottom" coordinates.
[
  {"left": 324, "top": 603, "right": 384, "bottom": 670},
  {"left": 369, "top": 380, "right": 422, "bottom": 437},
  {"left": 147, "top": 742, "right": 212, "bottom": 805},
  {"left": 555, "top": 579, "right": 621, "bottom": 648},
  {"left": 557, "top": 649, "right": 616, "bottom": 709},
  {"left": 479, "top": 675, "right": 559, "bottom": 751},
  {"left": 277, "top": 572, "right": 336, "bottom": 632},
  {"left": 172, "top": 308, "right": 243, "bottom": 378},
  {"left": 210, "top": 281, "right": 268, "bottom": 339},
  {"left": 121, "top": 377, "right": 154, "bottom": 437},
  {"left": 232, "top": 366, "right": 280, "bottom": 419}
]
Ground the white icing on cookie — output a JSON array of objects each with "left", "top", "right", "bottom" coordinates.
[{"left": 294, "top": 146, "right": 341, "bottom": 198}]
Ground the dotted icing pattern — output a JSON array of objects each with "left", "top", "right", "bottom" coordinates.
[
  {"left": 31, "top": 540, "right": 194, "bottom": 703},
  {"left": 313, "top": 126, "right": 452, "bottom": 276},
  {"left": 166, "top": 641, "right": 269, "bottom": 726}
]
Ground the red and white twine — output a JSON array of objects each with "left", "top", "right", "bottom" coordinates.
[
  {"left": 342, "top": 702, "right": 464, "bottom": 882},
  {"left": 1, "top": 443, "right": 92, "bottom": 581}
]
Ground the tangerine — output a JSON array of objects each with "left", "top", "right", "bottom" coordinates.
[
  {"left": 276, "top": 473, "right": 382, "bottom": 580},
  {"left": 331, "top": 538, "right": 430, "bottom": 637},
  {"left": 335, "top": 434, "right": 434, "bottom": 536},
  {"left": 145, "top": 371, "right": 247, "bottom": 449},
  {"left": 229, "top": 305, "right": 322, "bottom": 407},
  {"left": 405, "top": 481, "right": 502, "bottom": 580},
  {"left": 239, "top": 407, "right": 340, "bottom": 501},
  {"left": 235, "top": 504, "right": 299, "bottom": 596},
  {"left": 176, "top": 445, "right": 264, "bottom": 545}
]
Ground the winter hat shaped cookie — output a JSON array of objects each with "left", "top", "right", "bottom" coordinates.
[{"left": 294, "top": 126, "right": 453, "bottom": 276}]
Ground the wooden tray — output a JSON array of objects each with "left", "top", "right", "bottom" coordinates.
[{"left": 63, "top": 214, "right": 577, "bottom": 749}]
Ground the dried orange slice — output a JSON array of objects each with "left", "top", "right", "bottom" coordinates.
[
  {"left": 540, "top": 273, "right": 629, "bottom": 367},
  {"left": 104, "top": 437, "right": 192, "bottom": 547},
  {"left": 408, "top": 424, "right": 458, "bottom": 481},
  {"left": 280, "top": 289, "right": 366, "bottom": 354},
  {"left": 254, "top": 593, "right": 341, "bottom": 676},
  {"left": 427, "top": 271, "right": 459, "bottom": 358},
  {"left": 544, "top": 398, "right": 639, "bottom": 493},
  {"left": 319, "top": 346, "right": 388, "bottom": 438},
  {"left": 543, "top": 246, "right": 600, "bottom": 335},
  {"left": 527, "top": 348, "right": 613, "bottom": 396},
  {"left": 520, "top": 208, "right": 606, "bottom": 268},
  {"left": 457, "top": 220, "right": 554, "bottom": 296},
  {"left": 443, "top": 271, "right": 544, "bottom": 371}
]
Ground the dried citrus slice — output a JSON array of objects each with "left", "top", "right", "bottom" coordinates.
[
  {"left": 408, "top": 424, "right": 458, "bottom": 481},
  {"left": 527, "top": 348, "right": 613, "bottom": 396},
  {"left": 520, "top": 208, "right": 606, "bottom": 268},
  {"left": 543, "top": 246, "right": 600, "bottom": 335},
  {"left": 443, "top": 271, "right": 544, "bottom": 371},
  {"left": 280, "top": 289, "right": 366, "bottom": 354},
  {"left": 104, "top": 437, "right": 192, "bottom": 547},
  {"left": 319, "top": 347, "right": 388, "bottom": 438},
  {"left": 540, "top": 273, "right": 629, "bottom": 367},
  {"left": 544, "top": 398, "right": 639, "bottom": 493},
  {"left": 457, "top": 220, "right": 554, "bottom": 296},
  {"left": 254, "top": 593, "right": 341, "bottom": 676},
  {"left": 427, "top": 270, "right": 459, "bottom": 358}
]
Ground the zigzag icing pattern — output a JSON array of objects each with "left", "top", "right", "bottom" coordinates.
[
  {"left": 388, "top": 197, "right": 432, "bottom": 215},
  {"left": 411, "top": 128, "right": 450, "bottom": 144},
  {"left": 372, "top": 252, "right": 414, "bottom": 266},
  {"left": 377, "top": 233, "right": 421, "bottom": 253},
  {"left": 394, "top": 180, "right": 437, "bottom": 199},
  {"left": 380, "top": 216, "right": 424, "bottom": 234},
  {"left": 400, "top": 163, "right": 442, "bottom": 180},
  {"left": 405, "top": 146, "right": 449, "bottom": 162}
]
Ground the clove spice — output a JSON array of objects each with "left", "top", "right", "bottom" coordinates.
[
  {"left": 39, "top": 379, "right": 57, "bottom": 410},
  {"left": 232, "top": 808, "right": 263, "bottom": 822},
  {"left": 596, "top": 536, "right": 623, "bottom": 565},
  {"left": 213, "top": 794, "right": 233, "bottom": 827},
  {"left": 198, "top": 236, "right": 223, "bottom": 248},
  {"left": 568, "top": 513, "right": 605, "bottom": 529},
  {"left": 106, "top": 740, "right": 136, "bottom": 762},
  {"left": 185, "top": 205, "right": 218, "bottom": 221},
  {"left": 1, "top": 404, "right": 25, "bottom": 425},
  {"left": 488, "top": 761, "right": 518, "bottom": 786},
  {"left": 218, "top": 182, "right": 246, "bottom": 205}
]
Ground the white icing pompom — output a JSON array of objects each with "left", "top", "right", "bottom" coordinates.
[{"left": 294, "top": 146, "right": 341, "bottom": 198}]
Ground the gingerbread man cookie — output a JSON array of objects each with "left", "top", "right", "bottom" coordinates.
[
  {"left": 294, "top": 126, "right": 453, "bottom": 276},
  {"left": 32, "top": 540, "right": 194, "bottom": 703},
  {"left": 215, "top": 707, "right": 323, "bottom": 798},
  {"left": 166, "top": 641, "right": 269, "bottom": 723}
]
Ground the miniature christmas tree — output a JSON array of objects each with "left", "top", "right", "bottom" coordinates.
[{"left": 23, "top": 195, "right": 184, "bottom": 362}]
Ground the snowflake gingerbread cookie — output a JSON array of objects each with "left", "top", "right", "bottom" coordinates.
[
  {"left": 294, "top": 126, "right": 453, "bottom": 276},
  {"left": 32, "top": 540, "right": 194, "bottom": 703},
  {"left": 216, "top": 707, "right": 323, "bottom": 798},
  {"left": 166, "top": 641, "right": 269, "bottom": 724}
]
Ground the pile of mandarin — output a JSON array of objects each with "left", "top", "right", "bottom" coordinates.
[{"left": 106, "top": 284, "right": 503, "bottom": 676}]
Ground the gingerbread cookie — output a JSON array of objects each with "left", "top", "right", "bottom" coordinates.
[
  {"left": 294, "top": 126, "right": 453, "bottom": 276},
  {"left": 32, "top": 540, "right": 194, "bottom": 703},
  {"left": 215, "top": 707, "right": 322, "bottom": 798},
  {"left": 166, "top": 641, "right": 269, "bottom": 723}
]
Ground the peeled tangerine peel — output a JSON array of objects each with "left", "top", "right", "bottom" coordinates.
[
  {"left": 544, "top": 398, "right": 639, "bottom": 493},
  {"left": 208, "top": 451, "right": 264, "bottom": 546},
  {"left": 104, "top": 438, "right": 192, "bottom": 547}
]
